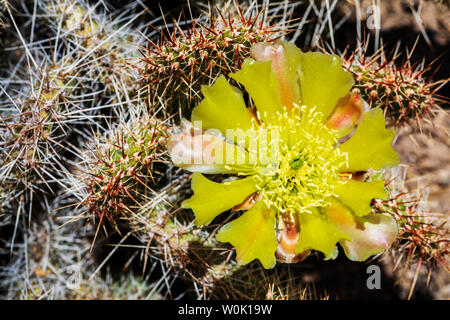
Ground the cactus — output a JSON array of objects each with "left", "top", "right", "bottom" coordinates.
[
  {"left": 0, "top": 200, "right": 167, "bottom": 299},
  {"left": 0, "top": 0, "right": 147, "bottom": 225},
  {"left": 40, "top": 0, "right": 143, "bottom": 100},
  {"left": 372, "top": 167, "right": 450, "bottom": 299},
  {"left": 341, "top": 48, "right": 448, "bottom": 127},
  {"left": 376, "top": 168, "right": 449, "bottom": 271},
  {"left": 0, "top": 60, "right": 78, "bottom": 221},
  {"left": 139, "top": 0, "right": 299, "bottom": 117},
  {"left": 80, "top": 113, "right": 169, "bottom": 234},
  {"left": 69, "top": 108, "right": 236, "bottom": 296}
]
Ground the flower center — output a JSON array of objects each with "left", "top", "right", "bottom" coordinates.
[{"left": 258, "top": 106, "right": 348, "bottom": 214}]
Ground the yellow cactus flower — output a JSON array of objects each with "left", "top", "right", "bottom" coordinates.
[{"left": 168, "top": 41, "right": 400, "bottom": 269}]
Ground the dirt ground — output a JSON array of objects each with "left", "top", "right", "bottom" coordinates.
[{"left": 395, "top": 111, "right": 450, "bottom": 214}]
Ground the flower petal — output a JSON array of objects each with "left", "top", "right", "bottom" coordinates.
[
  {"left": 334, "top": 179, "right": 388, "bottom": 216},
  {"left": 182, "top": 173, "right": 261, "bottom": 226},
  {"left": 216, "top": 201, "right": 277, "bottom": 269},
  {"left": 338, "top": 108, "right": 400, "bottom": 172},
  {"left": 325, "top": 93, "right": 366, "bottom": 135},
  {"left": 167, "top": 120, "right": 255, "bottom": 174},
  {"left": 325, "top": 200, "right": 398, "bottom": 261},
  {"left": 250, "top": 41, "right": 302, "bottom": 112},
  {"left": 298, "top": 52, "right": 354, "bottom": 120},
  {"left": 230, "top": 59, "right": 282, "bottom": 124},
  {"left": 295, "top": 209, "right": 346, "bottom": 259},
  {"left": 191, "top": 75, "right": 254, "bottom": 134}
]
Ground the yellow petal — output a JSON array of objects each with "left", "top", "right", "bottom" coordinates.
[
  {"left": 334, "top": 179, "right": 388, "bottom": 216},
  {"left": 298, "top": 52, "right": 354, "bottom": 120},
  {"left": 216, "top": 201, "right": 277, "bottom": 269},
  {"left": 230, "top": 59, "right": 282, "bottom": 124},
  {"left": 338, "top": 108, "right": 400, "bottom": 172},
  {"left": 325, "top": 200, "right": 398, "bottom": 261},
  {"left": 182, "top": 173, "right": 261, "bottom": 226},
  {"left": 295, "top": 209, "right": 346, "bottom": 259},
  {"left": 250, "top": 41, "right": 302, "bottom": 112},
  {"left": 191, "top": 75, "right": 254, "bottom": 134}
]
